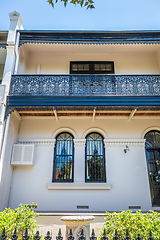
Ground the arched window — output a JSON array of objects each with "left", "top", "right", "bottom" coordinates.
[
  {"left": 85, "top": 132, "right": 106, "bottom": 182},
  {"left": 53, "top": 132, "right": 74, "bottom": 182},
  {"left": 145, "top": 130, "right": 160, "bottom": 206}
]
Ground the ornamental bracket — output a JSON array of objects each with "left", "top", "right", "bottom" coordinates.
[
  {"left": 53, "top": 108, "right": 58, "bottom": 121},
  {"left": 128, "top": 108, "right": 137, "bottom": 121}
]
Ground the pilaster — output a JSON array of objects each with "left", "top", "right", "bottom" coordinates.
[
  {"left": 74, "top": 139, "right": 86, "bottom": 183},
  {"left": 2, "top": 11, "right": 23, "bottom": 89}
]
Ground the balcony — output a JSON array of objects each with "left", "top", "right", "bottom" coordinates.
[{"left": 9, "top": 74, "right": 160, "bottom": 97}]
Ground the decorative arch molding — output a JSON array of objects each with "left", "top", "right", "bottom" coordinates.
[
  {"left": 141, "top": 126, "right": 160, "bottom": 138},
  {"left": 51, "top": 127, "right": 77, "bottom": 139},
  {"left": 82, "top": 127, "right": 107, "bottom": 139}
]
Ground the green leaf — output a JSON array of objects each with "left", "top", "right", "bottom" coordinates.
[
  {"left": 80, "top": 0, "right": 84, "bottom": 6},
  {"left": 48, "top": 0, "right": 54, "bottom": 7},
  {"left": 47, "top": 0, "right": 95, "bottom": 8}
]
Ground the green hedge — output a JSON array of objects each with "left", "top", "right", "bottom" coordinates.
[
  {"left": 0, "top": 203, "right": 38, "bottom": 239},
  {"left": 101, "top": 210, "right": 160, "bottom": 239}
]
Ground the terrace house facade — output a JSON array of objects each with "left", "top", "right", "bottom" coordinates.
[{"left": 0, "top": 11, "right": 160, "bottom": 216}]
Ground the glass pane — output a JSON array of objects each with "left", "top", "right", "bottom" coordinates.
[
  {"left": 94, "top": 64, "right": 100, "bottom": 71},
  {"left": 72, "top": 64, "right": 78, "bottom": 71},
  {"left": 78, "top": 64, "right": 83, "bottom": 71},
  {"left": 101, "top": 64, "right": 106, "bottom": 71},
  {"left": 83, "top": 64, "right": 89, "bottom": 71},
  {"left": 145, "top": 131, "right": 160, "bottom": 148},
  {"left": 145, "top": 131, "right": 160, "bottom": 206},
  {"left": 86, "top": 133, "right": 105, "bottom": 182},
  {"left": 105, "top": 64, "right": 112, "bottom": 71},
  {"left": 54, "top": 133, "right": 73, "bottom": 182}
]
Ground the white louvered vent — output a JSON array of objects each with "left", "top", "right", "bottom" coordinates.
[
  {"left": 12, "top": 145, "right": 23, "bottom": 162},
  {"left": 11, "top": 144, "right": 34, "bottom": 165}
]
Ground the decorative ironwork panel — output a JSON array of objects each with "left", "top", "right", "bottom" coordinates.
[
  {"left": 10, "top": 74, "right": 160, "bottom": 97},
  {"left": 145, "top": 130, "right": 160, "bottom": 206},
  {"left": 53, "top": 133, "right": 74, "bottom": 182},
  {"left": 85, "top": 133, "right": 106, "bottom": 182}
]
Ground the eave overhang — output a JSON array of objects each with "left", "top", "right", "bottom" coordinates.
[
  {"left": 7, "top": 95, "right": 160, "bottom": 107},
  {"left": 18, "top": 30, "right": 160, "bottom": 46},
  {"left": 6, "top": 95, "right": 160, "bottom": 119}
]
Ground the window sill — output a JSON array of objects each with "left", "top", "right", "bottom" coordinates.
[{"left": 46, "top": 183, "right": 112, "bottom": 190}]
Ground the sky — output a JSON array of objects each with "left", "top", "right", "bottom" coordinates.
[{"left": 0, "top": 0, "right": 160, "bottom": 30}]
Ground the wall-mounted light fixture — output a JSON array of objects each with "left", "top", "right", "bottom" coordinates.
[{"left": 124, "top": 145, "right": 130, "bottom": 153}]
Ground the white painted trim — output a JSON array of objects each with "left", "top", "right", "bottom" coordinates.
[
  {"left": 128, "top": 109, "right": 137, "bottom": 121},
  {"left": 19, "top": 110, "right": 132, "bottom": 114},
  {"left": 38, "top": 213, "right": 106, "bottom": 216},
  {"left": 0, "top": 116, "right": 10, "bottom": 205},
  {"left": 82, "top": 127, "right": 107, "bottom": 139},
  {"left": 92, "top": 109, "right": 96, "bottom": 121},
  {"left": 74, "top": 139, "right": 86, "bottom": 147},
  {"left": 13, "top": 111, "right": 21, "bottom": 121},
  {"left": 53, "top": 109, "right": 58, "bottom": 121},
  {"left": 18, "top": 138, "right": 56, "bottom": 146},
  {"left": 104, "top": 139, "right": 145, "bottom": 147},
  {"left": 51, "top": 127, "right": 77, "bottom": 139},
  {"left": 21, "top": 116, "right": 160, "bottom": 120},
  {"left": 141, "top": 126, "right": 160, "bottom": 138},
  {"left": 46, "top": 183, "right": 112, "bottom": 190},
  {"left": 36, "top": 64, "right": 41, "bottom": 74}
]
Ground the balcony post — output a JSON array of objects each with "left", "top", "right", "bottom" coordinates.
[
  {"left": 0, "top": 12, "right": 23, "bottom": 211},
  {"left": 2, "top": 11, "right": 23, "bottom": 91}
]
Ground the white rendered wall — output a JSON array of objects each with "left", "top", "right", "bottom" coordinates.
[
  {"left": 8, "top": 117, "right": 160, "bottom": 212},
  {"left": 0, "top": 113, "right": 20, "bottom": 210},
  {"left": 23, "top": 52, "right": 159, "bottom": 75},
  {"left": 0, "top": 13, "right": 23, "bottom": 211}
]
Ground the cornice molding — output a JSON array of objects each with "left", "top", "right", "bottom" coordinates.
[
  {"left": 17, "top": 138, "right": 146, "bottom": 147},
  {"left": 74, "top": 139, "right": 86, "bottom": 147},
  {"left": 18, "top": 30, "right": 160, "bottom": 46},
  {"left": 18, "top": 138, "right": 56, "bottom": 146},
  {"left": 19, "top": 40, "right": 160, "bottom": 46},
  {"left": 103, "top": 139, "right": 145, "bottom": 147}
]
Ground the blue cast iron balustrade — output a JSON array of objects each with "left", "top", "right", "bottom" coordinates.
[{"left": 9, "top": 74, "right": 160, "bottom": 96}]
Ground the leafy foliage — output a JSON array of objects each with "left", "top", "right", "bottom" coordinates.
[
  {"left": 0, "top": 203, "right": 38, "bottom": 239},
  {"left": 48, "top": 0, "right": 95, "bottom": 9},
  {"left": 101, "top": 210, "right": 160, "bottom": 239},
  {"left": 88, "top": 149, "right": 104, "bottom": 180}
]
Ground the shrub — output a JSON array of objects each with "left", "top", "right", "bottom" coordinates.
[
  {"left": 0, "top": 203, "right": 38, "bottom": 239},
  {"left": 101, "top": 210, "right": 160, "bottom": 239}
]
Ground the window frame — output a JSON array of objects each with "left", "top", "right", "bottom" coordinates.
[
  {"left": 70, "top": 61, "right": 114, "bottom": 74},
  {"left": 145, "top": 130, "right": 160, "bottom": 206},
  {"left": 85, "top": 132, "right": 106, "bottom": 183},
  {"left": 53, "top": 132, "right": 74, "bottom": 183}
]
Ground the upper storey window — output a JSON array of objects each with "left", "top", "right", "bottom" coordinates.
[{"left": 70, "top": 61, "right": 114, "bottom": 74}]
